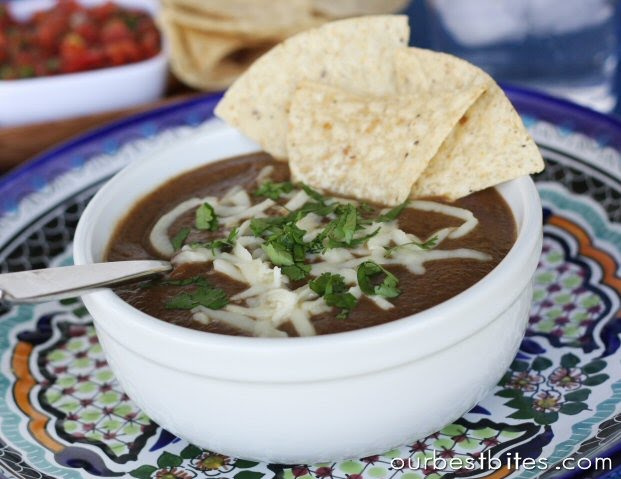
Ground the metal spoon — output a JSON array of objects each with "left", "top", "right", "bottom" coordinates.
[{"left": 0, "top": 260, "right": 171, "bottom": 304}]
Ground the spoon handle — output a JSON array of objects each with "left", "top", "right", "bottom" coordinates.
[{"left": 0, "top": 261, "right": 171, "bottom": 304}]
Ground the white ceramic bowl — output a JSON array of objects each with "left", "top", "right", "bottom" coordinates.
[
  {"left": 73, "top": 121, "right": 543, "bottom": 463},
  {"left": 0, "top": 0, "right": 166, "bottom": 127}
]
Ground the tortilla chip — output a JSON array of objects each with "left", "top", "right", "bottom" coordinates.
[
  {"left": 394, "top": 48, "right": 544, "bottom": 200},
  {"left": 288, "top": 81, "right": 487, "bottom": 206},
  {"left": 158, "top": 11, "right": 198, "bottom": 78},
  {"left": 160, "top": 12, "right": 278, "bottom": 90},
  {"left": 395, "top": 47, "right": 493, "bottom": 94},
  {"left": 410, "top": 85, "right": 545, "bottom": 200},
  {"left": 183, "top": 31, "right": 242, "bottom": 74},
  {"left": 162, "top": 2, "right": 319, "bottom": 39},
  {"left": 162, "top": 0, "right": 312, "bottom": 22},
  {"left": 201, "top": 46, "right": 279, "bottom": 90},
  {"left": 312, "top": 0, "right": 410, "bottom": 18},
  {"left": 215, "top": 15, "right": 410, "bottom": 159}
]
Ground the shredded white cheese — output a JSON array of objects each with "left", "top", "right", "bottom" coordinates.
[
  {"left": 409, "top": 200, "right": 478, "bottom": 239},
  {"left": 284, "top": 190, "right": 310, "bottom": 210},
  {"left": 222, "top": 198, "right": 275, "bottom": 227},
  {"left": 150, "top": 197, "right": 205, "bottom": 257},
  {"left": 172, "top": 247, "right": 214, "bottom": 265},
  {"left": 151, "top": 171, "right": 493, "bottom": 338},
  {"left": 255, "top": 165, "right": 274, "bottom": 185}
]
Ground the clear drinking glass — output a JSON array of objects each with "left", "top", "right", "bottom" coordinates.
[{"left": 425, "top": 0, "right": 619, "bottom": 112}]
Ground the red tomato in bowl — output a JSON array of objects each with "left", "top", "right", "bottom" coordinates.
[{"left": 1, "top": 1, "right": 161, "bottom": 79}]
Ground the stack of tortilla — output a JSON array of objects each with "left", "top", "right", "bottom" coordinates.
[
  {"left": 215, "top": 15, "right": 545, "bottom": 205},
  {"left": 159, "top": 0, "right": 410, "bottom": 91}
]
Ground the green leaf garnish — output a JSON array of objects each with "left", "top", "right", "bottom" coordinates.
[
  {"left": 255, "top": 181, "right": 294, "bottom": 200},
  {"left": 164, "top": 279, "right": 228, "bottom": 310},
  {"left": 254, "top": 217, "right": 312, "bottom": 280},
  {"left": 281, "top": 263, "right": 312, "bottom": 281},
  {"left": 383, "top": 236, "right": 438, "bottom": 258},
  {"left": 332, "top": 204, "right": 357, "bottom": 244},
  {"left": 296, "top": 201, "right": 336, "bottom": 218},
  {"left": 319, "top": 204, "right": 379, "bottom": 250},
  {"left": 299, "top": 183, "right": 325, "bottom": 202},
  {"left": 250, "top": 216, "right": 288, "bottom": 236},
  {"left": 250, "top": 191, "right": 381, "bottom": 280},
  {"left": 195, "top": 202, "right": 219, "bottom": 231},
  {"left": 190, "top": 228, "right": 238, "bottom": 253},
  {"left": 262, "top": 242, "right": 294, "bottom": 266},
  {"left": 377, "top": 199, "right": 410, "bottom": 222},
  {"left": 309, "top": 272, "right": 347, "bottom": 296},
  {"left": 327, "top": 293, "right": 358, "bottom": 319},
  {"left": 309, "top": 273, "right": 358, "bottom": 319},
  {"left": 359, "top": 202, "right": 375, "bottom": 214},
  {"left": 357, "top": 261, "right": 401, "bottom": 299},
  {"left": 327, "top": 227, "right": 380, "bottom": 250},
  {"left": 171, "top": 227, "right": 190, "bottom": 251}
]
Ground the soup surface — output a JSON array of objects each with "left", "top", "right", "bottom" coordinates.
[{"left": 107, "top": 153, "right": 516, "bottom": 337}]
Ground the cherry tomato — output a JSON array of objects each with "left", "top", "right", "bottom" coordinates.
[{"left": 101, "top": 18, "right": 132, "bottom": 43}]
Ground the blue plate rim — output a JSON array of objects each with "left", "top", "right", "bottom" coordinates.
[
  {"left": 0, "top": 85, "right": 621, "bottom": 478},
  {"left": 0, "top": 93, "right": 223, "bottom": 214}
]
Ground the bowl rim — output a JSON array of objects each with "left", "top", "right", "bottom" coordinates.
[{"left": 73, "top": 123, "right": 543, "bottom": 358}]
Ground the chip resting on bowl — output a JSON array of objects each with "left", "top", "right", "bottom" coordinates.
[
  {"left": 215, "top": 15, "right": 410, "bottom": 159},
  {"left": 288, "top": 80, "right": 487, "bottom": 206},
  {"left": 395, "top": 48, "right": 545, "bottom": 200}
]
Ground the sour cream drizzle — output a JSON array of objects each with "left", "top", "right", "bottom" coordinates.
[{"left": 149, "top": 167, "right": 491, "bottom": 337}]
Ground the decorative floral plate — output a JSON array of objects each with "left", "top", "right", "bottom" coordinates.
[{"left": 0, "top": 88, "right": 620, "bottom": 479}]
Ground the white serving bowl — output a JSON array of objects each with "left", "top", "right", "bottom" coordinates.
[
  {"left": 0, "top": 0, "right": 166, "bottom": 127},
  {"left": 73, "top": 121, "right": 543, "bottom": 463}
]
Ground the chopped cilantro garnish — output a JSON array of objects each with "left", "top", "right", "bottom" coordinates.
[
  {"left": 296, "top": 201, "right": 336, "bottom": 218},
  {"left": 377, "top": 199, "right": 410, "bottom": 222},
  {"left": 281, "top": 263, "right": 312, "bottom": 281},
  {"left": 262, "top": 242, "right": 294, "bottom": 266},
  {"left": 332, "top": 204, "right": 357, "bottom": 244},
  {"left": 250, "top": 216, "right": 288, "bottom": 236},
  {"left": 322, "top": 204, "right": 378, "bottom": 250},
  {"left": 190, "top": 228, "right": 238, "bottom": 253},
  {"left": 357, "top": 261, "right": 401, "bottom": 299},
  {"left": 299, "top": 183, "right": 325, "bottom": 203},
  {"left": 327, "top": 226, "right": 380, "bottom": 250},
  {"left": 255, "top": 181, "right": 294, "bottom": 200},
  {"left": 383, "top": 236, "right": 438, "bottom": 258},
  {"left": 195, "top": 202, "right": 219, "bottom": 231},
  {"left": 171, "top": 227, "right": 190, "bottom": 251},
  {"left": 280, "top": 222, "right": 307, "bottom": 247},
  {"left": 309, "top": 273, "right": 358, "bottom": 319},
  {"left": 251, "top": 198, "right": 378, "bottom": 260},
  {"left": 331, "top": 295, "right": 359, "bottom": 319},
  {"left": 256, "top": 219, "right": 312, "bottom": 280},
  {"left": 359, "top": 202, "right": 375, "bottom": 214},
  {"left": 164, "top": 277, "right": 228, "bottom": 310},
  {"left": 309, "top": 272, "right": 347, "bottom": 295}
]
